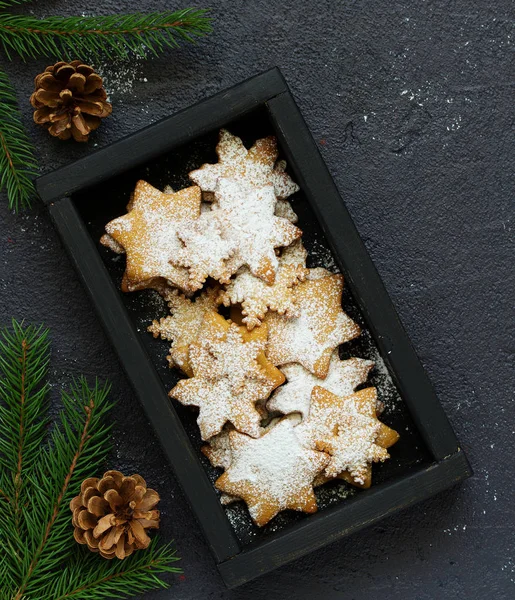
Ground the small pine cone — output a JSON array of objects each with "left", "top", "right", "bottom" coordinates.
[
  {"left": 30, "top": 60, "right": 112, "bottom": 142},
  {"left": 70, "top": 470, "right": 160, "bottom": 560}
]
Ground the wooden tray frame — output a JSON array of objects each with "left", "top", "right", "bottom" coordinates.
[{"left": 36, "top": 68, "right": 472, "bottom": 588}]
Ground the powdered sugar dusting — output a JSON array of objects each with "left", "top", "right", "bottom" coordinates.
[
  {"left": 147, "top": 285, "right": 220, "bottom": 374},
  {"left": 173, "top": 212, "right": 236, "bottom": 287},
  {"left": 170, "top": 316, "right": 277, "bottom": 440},
  {"left": 102, "top": 181, "right": 201, "bottom": 292}
]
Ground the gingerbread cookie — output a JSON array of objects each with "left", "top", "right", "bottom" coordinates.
[
  {"left": 101, "top": 180, "right": 201, "bottom": 293},
  {"left": 213, "top": 178, "right": 302, "bottom": 284},
  {"left": 264, "top": 270, "right": 361, "bottom": 377},
  {"left": 297, "top": 386, "right": 399, "bottom": 487},
  {"left": 215, "top": 417, "right": 329, "bottom": 526},
  {"left": 147, "top": 285, "right": 221, "bottom": 376},
  {"left": 267, "top": 352, "right": 374, "bottom": 419},
  {"left": 219, "top": 240, "right": 308, "bottom": 330},
  {"left": 171, "top": 212, "right": 236, "bottom": 289},
  {"left": 189, "top": 129, "right": 299, "bottom": 200},
  {"left": 170, "top": 311, "right": 284, "bottom": 440}
]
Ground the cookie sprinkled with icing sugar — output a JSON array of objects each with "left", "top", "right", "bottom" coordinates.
[
  {"left": 213, "top": 178, "right": 302, "bottom": 283},
  {"left": 102, "top": 180, "right": 201, "bottom": 292},
  {"left": 215, "top": 418, "right": 329, "bottom": 526},
  {"left": 170, "top": 313, "right": 279, "bottom": 440},
  {"left": 265, "top": 270, "right": 361, "bottom": 377},
  {"left": 189, "top": 129, "right": 300, "bottom": 200},
  {"left": 219, "top": 240, "right": 309, "bottom": 330},
  {"left": 296, "top": 387, "right": 392, "bottom": 485},
  {"left": 172, "top": 212, "right": 236, "bottom": 288},
  {"left": 147, "top": 285, "right": 220, "bottom": 376}
]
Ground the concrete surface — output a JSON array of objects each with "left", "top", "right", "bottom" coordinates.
[{"left": 0, "top": 1, "right": 513, "bottom": 599}]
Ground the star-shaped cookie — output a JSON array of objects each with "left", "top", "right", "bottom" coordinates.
[
  {"left": 147, "top": 285, "right": 221, "bottom": 376},
  {"left": 171, "top": 212, "right": 236, "bottom": 288},
  {"left": 267, "top": 352, "right": 374, "bottom": 419},
  {"left": 297, "top": 386, "right": 399, "bottom": 487},
  {"left": 219, "top": 240, "right": 309, "bottom": 330},
  {"left": 170, "top": 311, "right": 284, "bottom": 439},
  {"left": 213, "top": 178, "right": 302, "bottom": 283},
  {"left": 189, "top": 129, "right": 300, "bottom": 200},
  {"left": 264, "top": 270, "right": 361, "bottom": 377},
  {"left": 102, "top": 180, "right": 201, "bottom": 292},
  {"left": 215, "top": 418, "right": 329, "bottom": 526}
]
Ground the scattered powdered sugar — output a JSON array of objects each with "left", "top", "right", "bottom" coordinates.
[
  {"left": 315, "top": 480, "right": 357, "bottom": 506},
  {"left": 357, "top": 328, "right": 401, "bottom": 413},
  {"left": 93, "top": 53, "right": 147, "bottom": 101},
  {"left": 308, "top": 236, "right": 340, "bottom": 273},
  {"left": 267, "top": 354, "right": 374, "bottom": 419}
]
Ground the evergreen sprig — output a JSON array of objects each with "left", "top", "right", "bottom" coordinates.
[
  {"left": 0, "top": 10, "right": 212, "bottom": 60},
  {"left": 0, "top": 321, "right": 181, "bottom": 600},
  {"left": 0, "top": 4, "right": 212, "bottom": 211},
  {"left": 0, "top": 69, "right": 39, "bottom": 211}
]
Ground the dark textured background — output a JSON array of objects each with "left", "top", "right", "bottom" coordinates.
[{"left": 1, "top": 1, "right": 513, "bottom": 598}]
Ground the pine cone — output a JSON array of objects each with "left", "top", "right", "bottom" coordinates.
[
  {"left": 30, "top": 60, "right": 112, "bottom": 142},
  {"left": 70, "top": 470, "right": 160, "bottom": 560}
]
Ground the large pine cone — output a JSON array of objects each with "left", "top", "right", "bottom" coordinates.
[
  {"left": 30, "top": 60, "right": 112, "bottom": 142},
  {"left": 70, "top": 470, "right": 160, "bottom": 560}
]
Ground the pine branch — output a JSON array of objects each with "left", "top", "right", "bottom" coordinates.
[
  {"left": 0, "top": 321, "right": 50, "bottom": 521},
  {"left": 47, "top": 540, "right": 181, "bottom": 600},
  {"left": 12, "top": 378, "right": 113, "bottom": 600},
  {"left": 0, "top": 321, "right": 181, "bottom": 599},
  {"left": 0, "top": 9, "right": 212, "bottom": 60},
  {"left": 0, "top": 69, "right": 39, "bottom": 210}
]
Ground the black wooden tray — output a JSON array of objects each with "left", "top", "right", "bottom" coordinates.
[{"left": 36, "top": 68, "right": 472, "bottom": 588}]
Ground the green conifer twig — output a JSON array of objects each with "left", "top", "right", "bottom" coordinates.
[
  {"left": 0, "top": 6, "right": 212, "bottom": 212},
  {"left": 0, "top": 10, "right": 212, "bottom": 60},
  {"left": 0, "top": 321, "right": 181, "bottom": 600},
  {"left": 0, "top": 69, "right": 39, "bottom": 211}
]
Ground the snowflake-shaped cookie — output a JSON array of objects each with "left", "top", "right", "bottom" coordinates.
[
  {"left": 213, "top": 178, "right": 302, "bottom": 283},
  {"left": 189, "top": 129, "right": 300, "bottom": 200},
  {"left": 215, "top": 418, "right": 329, "bottom": 526},
  {"left": 170, "top": 312, "right": 283, "bottom": 440},
  {"left": 298, "top": 386, "right": 399, "bottom": 487},
  {"left": 219, "top": 240, "right": 309, "bottom": 330},
  {"left": 147, "top": 285, "right": 221, "bottom": 376},
  {"left": 202, "top": 418, "right": 287, "bottom": 507},
  {"left": 101, "top": 180, "right": 201, "bottom": 293},
  {"left": 264, "top": 270, "right": 361, "bottom": 377},
  {"left": 267, "top": 352, "right": 374, "bottom": 419},
  {"left": 172, "top": 212, "right": 236, "bottom": 288}
]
